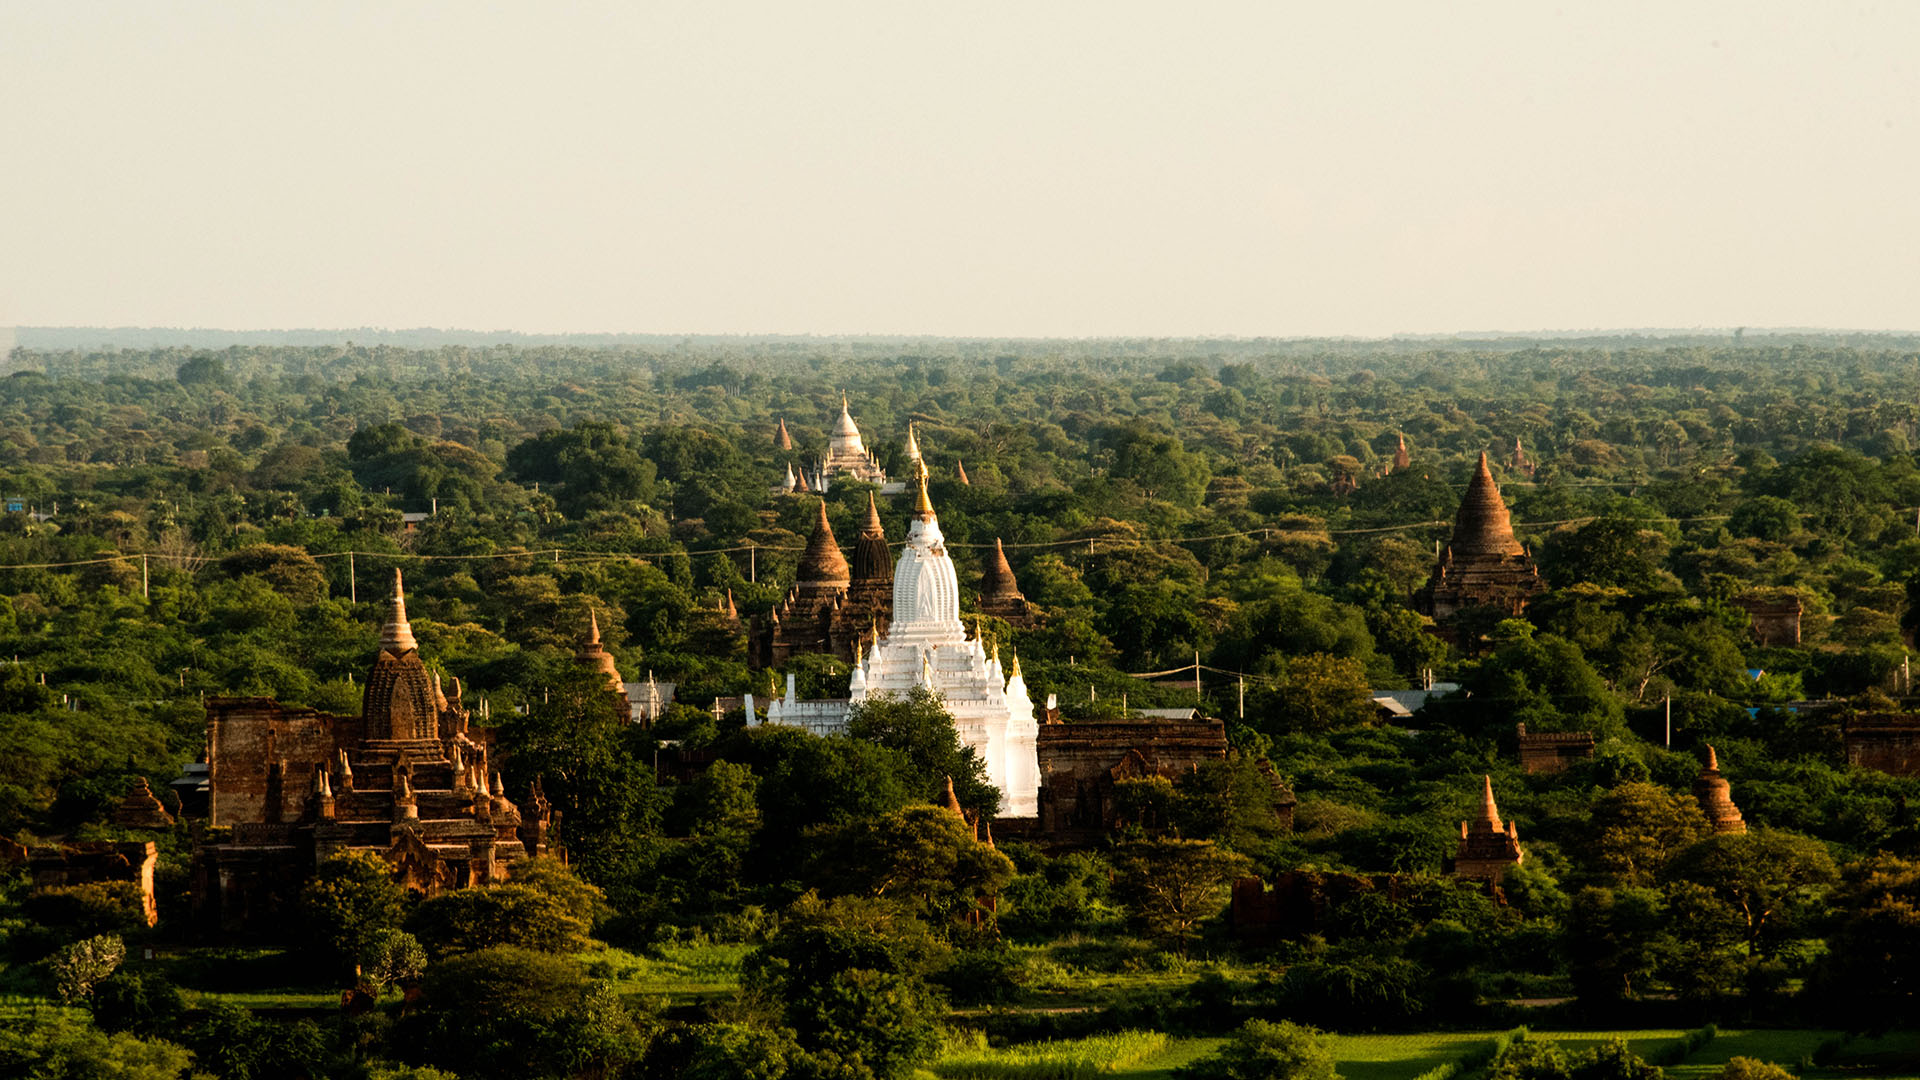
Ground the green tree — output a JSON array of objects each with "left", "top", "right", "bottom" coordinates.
[
  {"left": 1112, "top": 839, "right": 1251, "bottom": 955},
  {"left": 1666, "top": 830, "right": 1838, "bottom": 956},
  {"left": 1584, "top": 782, "right": 1711, "bottom": 887},
  {"left": 1268, "top": 653, "right": 1375, "bottom": 734},
  {"left": 844, "top": 685, "right": 999, "bottom": 816},
  {"left": 400, "top": 946, "right": 650, "bottom": 1080},
  {"left": 744, "top": 893, "right": 946, "bottom": 1080},
  {"left": 506, "top": 422, "right": 658, "bottom": 517},
  {"left": 298, "top": 850, "right": 406, "bottom": 981},
  {"left": 406, "top": 882, "right": 593, "bottom": 958},
  {"left": 807, "top": 804, "right": 1016, "bottom": 922},
  {"left": 359, "top": 929, "right": 429, "bottom": 995}
]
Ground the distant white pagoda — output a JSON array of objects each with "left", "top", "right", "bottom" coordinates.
[
  {"left": 818, "top": 394, "right": 890, "bottom": 489},
  {"left": 762, "top": 459, "right": 1040, "bottom": 815}
]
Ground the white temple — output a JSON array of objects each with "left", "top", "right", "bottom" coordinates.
[
  {"left": 761, "top": 460, "right": 1040, "bottom": 816},
  {"left": 819, "top": 394, "right": 890, "bottom": 488}
]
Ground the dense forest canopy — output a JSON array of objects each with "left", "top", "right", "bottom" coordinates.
[{"left": 9, "top": 336, "right": 1920, "bottom": 1078}]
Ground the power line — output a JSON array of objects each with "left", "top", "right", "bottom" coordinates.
[{"left": 0, "top": 504, "right": 1871, "bottom": 573}]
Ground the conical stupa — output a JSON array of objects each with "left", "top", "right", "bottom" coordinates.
[
  {"left": 1454, "top": 775, "right": 1524, "bottom": 881},
  {"left": 1693, "top": 745, "right": 1747, "bottom": 834},
  {"left": 1416, "top": 453, "right": 1543, "bottom": 639},
  {"left": 977, "top": 538, "right": 1033, "bottom": 626}
]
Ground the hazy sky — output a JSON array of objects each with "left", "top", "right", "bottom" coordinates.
[{"left": 4, "top": 2, "right": 1917, "bottom": 337}]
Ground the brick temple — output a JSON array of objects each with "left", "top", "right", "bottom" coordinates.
[
  {"left": 191, "top": 570, "right": 551, "bottom": 935},
  {"left": 1417, "top": 452, "right": 1544, "bottom": 643},
  {"left": 753, "top": 496, "right": 894, "bottom": 666}
]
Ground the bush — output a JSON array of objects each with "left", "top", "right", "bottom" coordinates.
[
  {"left": 1176, "top": 1019, "right": 1338, "bottom": 1080},
  {"left": 0, "top": 1017, "right": 195, "bottom": 1080},
  {"left": 23, "top": 882, "right": 148, "bottom": 940},
  {"left": 90, "top": 969, "right": 186, "bottom": 1035},
  {"left": 1652, "top": 1026, "right": 1716, "bottom": 1067},
  {"left": 1717, "top": 1058, "right": 1795, "bottom": 1080},
  {"left": 48, "top": 933, "right": 125, "bottom": 1003}
]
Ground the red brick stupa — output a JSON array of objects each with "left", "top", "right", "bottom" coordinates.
[{"left": 1416, "top": 452, "right": 1544, "bottom": 638}]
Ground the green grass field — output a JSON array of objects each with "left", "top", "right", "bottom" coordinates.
[{"left": 935, "top": 1028, "right": 1920, "bottom": 1080}]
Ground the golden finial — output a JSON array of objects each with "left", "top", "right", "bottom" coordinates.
[{"left": 913, "top": 455, "right": 934, "bottom": 516}]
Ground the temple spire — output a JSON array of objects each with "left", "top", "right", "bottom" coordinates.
[
  {"left": 955, "top": 458, "right": 970, "bottom": 486},
  {"left": 913, "top": 457, "right": 935, "bottom": 518},
  {"left": 904, "top": 422, "right": 921, "bottom": 464},
  {"left": 775, "top": 417, "right": 793, "bottom": 450},
  {"left": 1393, "top": 433, "right": 1411, "bottom": 471},
  {"left": 798, "top": 498, "right": 851, "bottom": 584},
  {"left": 1476, "top": 774, "right": 1502, "bottom": 831},
  {"left": 981, "top": 538, "right": 1022, "bottom": 602},
  {"left": 1450, "top": 453, "right": 1525, "bottom": 557},
  {"left": 381, "top": 569, "right": 418, "bottom": 655}
]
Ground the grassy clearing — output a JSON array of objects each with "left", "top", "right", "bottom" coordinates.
[
  {"left": 176, "top": 988, "right": 342, "bottom": 1010},
  {"left": 931, "top": 1030, "right": 1170, "bottom": 1078},
  {"left": 1326, "top": 1031, "right": 1689, "bottom": 1080},
  {"left": 588, "top": 941, "right": 750, "bottom": 1003}
]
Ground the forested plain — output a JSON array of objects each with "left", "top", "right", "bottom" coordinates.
[{"left": 6, "top": 336, "right": 1920, "bottom": 1079}]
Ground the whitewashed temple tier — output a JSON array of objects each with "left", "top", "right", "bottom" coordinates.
[{"left": 759, "top": 462, "right": 1039, "bottom": 816}]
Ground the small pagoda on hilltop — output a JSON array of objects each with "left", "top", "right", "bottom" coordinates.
[
  {"left": 976, "top": 538, "right": 1034, "bottom": 627},
  {"left": 1693, "top": 745, "right": 1746, "bottom": 834},
  {"left": 1416, "top": 452, "right": 1544, "bottom": 643},
  {"left": 1452, "top": 775, "right": 1524, "bottom": 882}
]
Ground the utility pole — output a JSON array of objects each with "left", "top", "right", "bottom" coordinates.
[
  {"left": 1194, "top": 651, "right": 1202, "bottom": 703},
  {"left": 1664, "top": 693, "right": 1672, "bottom": 747},
  {"left": 750, "top": 542, "right": 756, "bottom": 582},
  {"left": 348, "top": 552, "right": 357, "bottom": 604},
  {"left": 1238, "top": 676, "right": 1245, "bottom": 720},
  {"left": 141, "top": 555, "right": 148, "bottom": 600}
]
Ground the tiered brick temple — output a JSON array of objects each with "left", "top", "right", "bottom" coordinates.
[
  {"left": 753, "top": 496, "right": 893, "bottom": 666},
  {"left": 1693, "top": 744, "right": 1746, "bottom": 834},
  {"left": 1451, "top": 775, "right": 1524, "bottom": 881},
  {"left": 976, "top": 538, "right": 1034, "bottom": 628},
  {"left": 191, "top": 571, "right": 550, "bottom": 935},
  {"left": 1417, "top": 452, "right": 1544, "bottom": 641},
  {"left": 1516, "top": 723, "right": 1596, "bottom": 774}
]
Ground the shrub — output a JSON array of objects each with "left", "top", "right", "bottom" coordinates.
[
  {"left": 1176, "top": 1019, "right": 1338, "bottom": 1080},
  {"left": 23, "top": 882, "right": 148, "bottom": 939},
  {"left": 48, "top": 933, "right": 125, "bottom": 1003},
  {"left": 1716, "top": 1059, "right": 1795, "bottom": 1080},
  {"left": 90, "top": 969, "right": 186, "bottom": 1035}
]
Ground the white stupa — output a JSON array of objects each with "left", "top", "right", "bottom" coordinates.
[
  {"left": 849, "top": 460, "right": 1039, "bottom": 815},
  {"left": 819, "top": 394, "right": 890, "bottom": 488},
  {"left": 763, "top": 458, "right": 1040, "bottom": 816}
]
